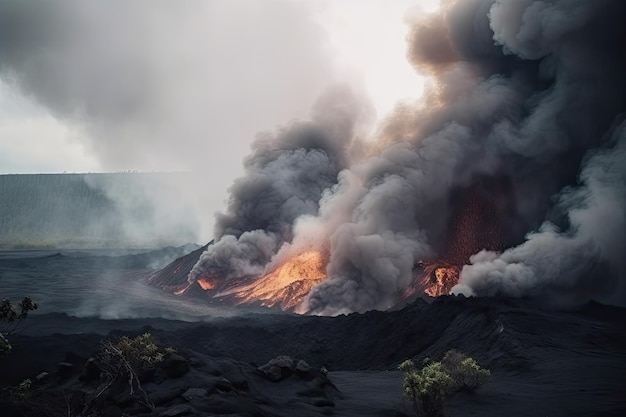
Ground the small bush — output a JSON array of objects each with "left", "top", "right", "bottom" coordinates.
[
  {"left": 399, "top": 350, "right": 490, "bottom": 416},
  {"left": 441, "top": 349, "right": 490, "bottom": 392},
  {"left": 89, "top": 333, "right": 167, "bottom": 412},
  {"left": 105, "top": 332, "right": 165, "bottom": 367},
  {"left": 10, "top": 379, "right": 32, "bottom": 401},
  {"left": 1, "top": 297, "right": 38, "bottom": 355},
  {"left": 399, "top": 360, "right": 453, "bottom": 417}
]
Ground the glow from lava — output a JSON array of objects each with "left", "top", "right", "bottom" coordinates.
[
  {"left": 197, "top": 278, "right": 216, "bottom": 291},
  {"left": 417, "top": 261, "right": 460, "bottom": 296},
  {"left": 220, "top": 250, "right": 327, "bottom": 311}
]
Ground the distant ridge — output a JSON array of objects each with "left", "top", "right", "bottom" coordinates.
[{"left": 0, "top": 173, "right": 199, "bottom": 249}]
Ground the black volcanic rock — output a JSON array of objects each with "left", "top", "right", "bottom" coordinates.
[{"left": 1, "top": 297, "right": 624, "bottom": 417}]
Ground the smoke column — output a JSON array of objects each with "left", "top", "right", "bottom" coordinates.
[{"left": 187, "top": 0, "right": 626, "bottom": 314}]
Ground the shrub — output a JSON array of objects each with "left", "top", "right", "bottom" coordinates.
[
  {"left": 441, "top": 349, "right": 491, "bottom": 392},
  {"left": 89, "top": 333, "right": 167, "bottom": 412},
  {"left": 399, "top": 360, "right": 453, "bottom": 417},
  {"left": 399, "top": 350, "right": 490, "bottom": 416},
  {"left": 10, "top": 379, "right": 32, "bottom": 401},
  {"left": 103, "top": 332, "right": 165, "bottom": 368},
  {"left": 1, "top": 297, "right": 38, "bottom": 355}
]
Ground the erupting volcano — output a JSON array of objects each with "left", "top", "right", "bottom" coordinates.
[{"left": 147, "top": 0, "right": 626, "bottom": 314}]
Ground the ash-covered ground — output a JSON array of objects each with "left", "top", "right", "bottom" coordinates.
[{"left": 1, "top": 284, "right": 624, "bottom": 416}]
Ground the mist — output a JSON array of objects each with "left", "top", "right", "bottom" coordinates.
[{"left": 0, "top": 0, "right": 351, "bottom": 241}]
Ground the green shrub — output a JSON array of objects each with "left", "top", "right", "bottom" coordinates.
[
  {"left": 441, "top": 349, "right": 491, "bottom": 392},
  {"left": 399, "top": 360, "right": 453, "bottom": 417},
  {"left": 399, "top": 350, "right": 490, "bottom": 416}
]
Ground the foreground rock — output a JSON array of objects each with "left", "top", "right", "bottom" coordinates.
[{"left": 0, "top": 297, "right": 624, "bottom": 416}]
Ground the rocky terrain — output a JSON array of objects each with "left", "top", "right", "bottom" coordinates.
[{"left": 0, "top": 296, "right": 624, "bottom": 416}]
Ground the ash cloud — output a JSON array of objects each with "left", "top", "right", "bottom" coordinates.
[
  {"left": 189, "top": 0, "right": 626, "bottom": 313},
  {"left": 306, "top": 0, "right": 625, "bottom": 313},
  {"left": 454, "top": 122, "right": 626, "bottom": 305},
  {"left": 188, "top": 87, "right": 372, "bottom": 283}
]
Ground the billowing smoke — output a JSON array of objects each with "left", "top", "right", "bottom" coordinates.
[
  {"left": 454, "top": 123, "right": 626, "bottom": 305},
  {"left": 188, "top": 0, "right": 626, "bottom": 313},
  {"left": 188, "top": 87, "right": 372, "bottom": 283}
]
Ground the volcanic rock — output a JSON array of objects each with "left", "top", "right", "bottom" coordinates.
[
  {"left": 162, "top": 353, "right": 190, "bottom": 378},
  {"left": 257, "top": 355, "right": 295, "bottom": 382},
  {"left": 148, "top": 387, "right": 187, "bottom": 407},
  {"left": 80, "top": 357, "right": 100, "bottom": 382},
  {"left": 181, "top": 387, "right": 207, "bottom": 402},
  {"left": 160, "top": 404, "right": 192, "bottom": 417},
  {"left": 214, "top": 377, "right": 234, "bottom": 392},
  {"left": 56, "top": 361, "right": 74, "bottom": 379}
]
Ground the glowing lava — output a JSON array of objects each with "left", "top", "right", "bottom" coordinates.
[
  {"left": 418, "top": 261, "right": 460, "bottom": 296},
  {"left": 197, "top": 278, "right": 216, "bottom": 290},
  {"left": 221, "top": 250, "right": 327, "bottom": 311},
  {"left": 407, "top": 179, "right": 509, "bottom": 298}
]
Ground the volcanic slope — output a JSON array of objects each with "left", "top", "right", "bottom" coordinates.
[{"left": 1, "top": 297, "right": 624, "bottom": 417}]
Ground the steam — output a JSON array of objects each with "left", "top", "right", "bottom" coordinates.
[
  {"left": 0, "top": 0, "right": 341, "bottom": 241},
  {"left": 187, "top": 0, "right": 626, "bottom": 313}
]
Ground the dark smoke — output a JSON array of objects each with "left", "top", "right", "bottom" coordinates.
[
  {"left": 188, "top": 87, "right": 371, "bottom": 283},
  {"left": 183, "top": 0, "right": 626, "bottom": 313},
  {"left": 189, "top": 0, "right": 626, "bottom": 314},
  {"left": 301, "top": 0, "right": 626, "bottom": 313}
]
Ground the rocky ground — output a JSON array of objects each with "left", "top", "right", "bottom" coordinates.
[{"left": 0, "top": 296, "right": 624, "bottom": 417}]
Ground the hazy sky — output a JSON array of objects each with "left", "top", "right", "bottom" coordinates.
[{"left": 0, "top": 0, "right": 439, "bottom": 238}]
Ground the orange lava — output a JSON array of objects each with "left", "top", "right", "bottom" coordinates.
[
  {"left": 417, "top": 261, "right": 460, "bottom": 296},
  {"left": 197, "top": 278, "right": 216, "bottom": 290},
  {"left": 403, "top": 261, "right": 460, "bottom": 299},
  {"left": 221, "top": 250, "right": 327, "bottom": 311}
]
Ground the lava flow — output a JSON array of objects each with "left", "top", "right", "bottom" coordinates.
[{"left": 220, "top": 250, "right": 327, "bottom": 311}]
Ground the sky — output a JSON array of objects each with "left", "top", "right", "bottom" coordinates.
[{"left": 0, "top": 0, "right": 440, "bottom": 239}]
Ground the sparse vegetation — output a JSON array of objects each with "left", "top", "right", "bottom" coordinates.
[
  {"left": 10, "top": 378, "right": 32, "bottom": 401},
  {"left": 399, "top": 350, "right": 490, "bottom": 416},
  {"left": 0, "top": 297, "right": 38, "bottom": 355},
  {"left": 89, "top": 332, "right": 167, "bottom": 412}
]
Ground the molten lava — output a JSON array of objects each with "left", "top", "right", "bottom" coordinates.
[
  {"left": 197, "top": 278, "right": 215, "bottom": 290},
  {"left": 221, "top": 250, "right": 327, "bottom": 311},
  {"left": 418, "top": 261, "right": 460, "bottom": 296},
  {"left": 408, "top": 178, "right": 511, "bottom": 298}
]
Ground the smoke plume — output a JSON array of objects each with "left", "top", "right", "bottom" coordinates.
[{"left": 187, "top": 0, "right": 626, "bottom": 314}]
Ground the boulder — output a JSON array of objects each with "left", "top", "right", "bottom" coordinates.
[
  {"left": 160, "top": 404, "right": 191, "bottom": 417},
  {"left": 162, "top": 353, "right": 190, "bottom": 378},
  {"left": 257, "top": 356, "right": 295, "bottom": 382},
  {"left": 182, "top": 387, "right": 207, "bottom": 402}
]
